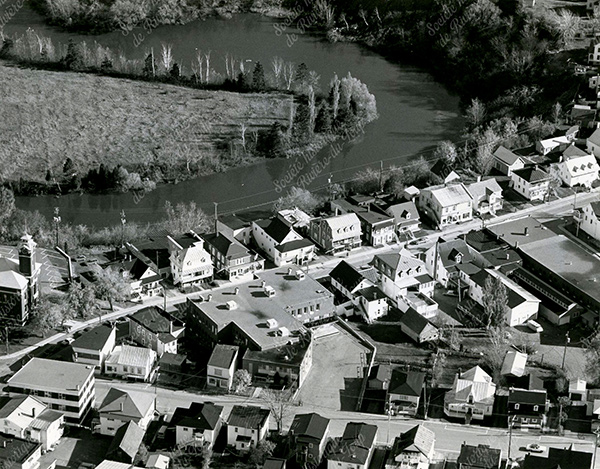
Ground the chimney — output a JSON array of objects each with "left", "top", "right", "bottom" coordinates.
[
  {"left": 524, "top": 226, "right": 529, "bottom": 236},
  {"left": 234, "top": 287, "right": 240, "bottom": 295},
  {"left": 207, "top": 294, "right": 213, "bottom": 302},
  {"left": 506, "top": 252, "right": 510, "bottom": 260},
  {"left": 31, "top": 407, "right": 36, "bottom": 418},
  {"left": 477, "top": 175, "right": 481, "bottom": 182},
  {"left": 287, "top": 267, "right": 293, "bottom": 275},
  {"left": 261, "top": 280, "right": 266, "bottom": 288},
  {"left": 335, "top": 206, "right": 339, "bottom": 216},
  {"left": 515, "top": 241, "right": 519, "bottom": 249}
]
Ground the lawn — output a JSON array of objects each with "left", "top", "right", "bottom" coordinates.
[{"left": 0, "top": 62, "right": 293, "bottom": 183}]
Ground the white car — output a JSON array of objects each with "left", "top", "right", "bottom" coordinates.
[
  {"left": 525, "top": 443, "right": 546, "bottom": 453},
  {"left": 527, "top": 320, "right": 543, "bottom": 333}
]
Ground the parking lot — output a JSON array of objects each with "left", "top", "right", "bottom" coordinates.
[{"left": 296, "top": 323, "right": 371, "bottom": 412}]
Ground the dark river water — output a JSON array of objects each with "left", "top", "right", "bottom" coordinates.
[{"left": 4, "top": 3, "right": 463, "bottom": 227}]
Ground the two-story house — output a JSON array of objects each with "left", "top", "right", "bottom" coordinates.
[
  {"left": 444, "top": 366, "right": 496, "bottom": 423},
  {"left": 510, "top": 167, "right": 551, "bottom": 201},
  {"left": 226, "top": 405, "right": 270, "bottom": 451},
  {"left": 577, "top": 201, "right": 600, "bottom": 241},
  {"left": 536, "top": 135, "right": 571, "bottom": 155},
  {"left": 388, "top": 369, "right": 425, "bottom": 417},
  {"left": 171, "top": 402, "right": 223, "bottom": 450},
  {"left": 252, "top": 218, "right": 315, "bottom": 266},
  {"left": 371, "top": 250, "right": 436, "bottom": 315},
  {"left": 589, "top": 39, "right": 600, "bottom": 65},
  {"left": 386, "top": 425, "right": 435, "bottom": 469},
  {"left": 493, "top": 146, "right": 526, "bottom": 176},
  {"left": 457, "top": 444, "right": 501, "bottom": 469},
  {"left": 550, "top": 146, "right": 599, "bottom": 188},
  {"left": 326, "top": 422, "right": 377, "bottom": 469},
  {"left": 7, "top": 358, "right": 95, "bottom": 424},
  {"left": 330, "top": 200, "right": 395, "bottom": 246},
  {"left": 384, "top": 200, "right": 421, "bottom": 236},
  {"left": 586, "top": 127, "right": 600, "bottom": 158},
  {"left": 129, "top": 306, "right": 185, "bottom": 356},
  {"left": 216, "top": 214, "right": 253, "bottom": 246},
  {"left": 115, "top": 257, "right": 161, "bottom": 301},
  {"left": 466, "top": 178, "right": 503, "bottom": 215},
  {"left": 289, "top": 413, "right": 330, "bottom": 468},
  {"left": 201, "top": 232, "right": 264, "bottom": 281},
  {"left": 97, "top": 388, "right": 155, "bottom": 436},
  {"left": 71, "top": 324, "right": 116, "bottom": 371},
  {"left": 308, "top": 213, "right": 362, "bottom": 254},
  {"left": 417, "top": 183, "right": 473, "bottom": 228},
  {"left": 106, "top": 421, "right": 145, "bottom": 464},
  {"left": 206, "top": 344, "right": 239, "bottom": 391},
  {"left": 425, "top": 237, "right": 476, "bottom": 288},
  {"left": 0, "top": 396, "right": 64, "bottom": 452},
  {"left": 329, "top": 261, "right": 377, "bottom": 302},
  {"left": 167, "top": 232, "right": 213, "bottom": 286},
  {"left": 508, "top": 388, "right": 548, "bottom": 429},
  {"left": 0, "top": 435, "right": 42, "bottom": 469}
]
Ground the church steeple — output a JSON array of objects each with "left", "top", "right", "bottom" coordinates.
[{"left": 18, "top": 233, "right": 36, "bottom": 278}]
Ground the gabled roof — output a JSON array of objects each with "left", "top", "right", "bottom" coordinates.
[
  {"left": 0, "top": 435, "right": 40, "bottom": 466},
  {"left": 263, "top": 458, "right": 286, "bottom": 469},
  {"left": 563, "top": 145, "right": 589, "bottom": 159},
  {"left": 466, "top": 178, "right": 502, "bottom": 203},
  {"left": 276, "top": 238, "right": 314, "bottom": 253},
  {"left": 227, "top": 405, "right": 270, "bottom": 429},
  {"left": 512, "top": 167, "right": 551, "bottom": 183},
  {"left": 523, "top": 446, "right": 592, "bottom": 469},
  {"left": 320, "top": 213, "right": 361, "bottom": 234},
  {"left": 328, "top": 422, "right": 377, "bottom": 464},
  {"left": 255, "top": 218, "right": 294, "bottom": 244},
  {"left": 373, "top": 249, "right": 426, "bottom": 279},
  {"left": 588, "top": 127, "right": 600, "bottom": 147},
  {"left": 130, "top": 306, "right": 183, "bottom": 335},
  {"left": 509, "top": 388, "right": 547, "bottom": 406},
  {"left": 171, "top": 402, "right": 223, "bottom": 431},
  {"left": 330, "top": 261, "right": 374, "bottom": 292},
  {"left": 107, "top": 421, "right": 145, "bottom": 462},
  {"left": 207, "top": 344, "right": 238, "bottom": 369},
  {"left": 385, "top": 201, "right": 420, "bottom": 224},
  {"left": 72, "top": 324, "right": 115, "bottom": 351},
  {"left": 0, "top": 257, "right": 28, "bottom": 290},
  {"left": 422, "top": 183, "right": 472, "bottom": 207},
  {"left": 368, "top": 364, "right": 391, "bottom": 383},
  {"left": 457, "top": 444, "right": 501, "bottom": 469},
  {"left": 290, "top": 413, "right": 329, "bottom": 441},
  {"left": 399, "top": 309, "right": 436, "bottom": 336},
  {"left": 589, "top": 201, "right": 600, "bottom": 219},
  {"left": 494, "top": 146, "right": 522, "bottom": 166},
  {"left": 99, "top": 388, "right": 155, "bottom": 420},
  {"left": 202, "top": 232, "right": 250, "bottom": 260},
  {"left": 106, "top": 345, "right": 156, "bottom": 369},
  {"left": 501, "top": 351, "right": 527, "bottom": 377},
  {"left": 437, "top": 238, "right": 474, "bottom": 267},
  {"left": 29, "top": 409, "right": 63, "bottom": 431},
  {"left": 390, "top": 425, "right": 435, "bottom": 459},
  {"left": 389, "top": 369, "right": 425, "bottom": 397}
]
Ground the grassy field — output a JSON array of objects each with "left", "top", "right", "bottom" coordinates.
[{"left": 0, "top": 61, "right": 294, "bottom": 183}]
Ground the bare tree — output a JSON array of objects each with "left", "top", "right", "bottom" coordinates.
[
  {"left": 271, "top": 56, "right": 284, "bottom": 88},
  {"left": 204, "top": 50, "right": 211, "bottom": 84},
  {"left": 483, "top": 275, "right": 508, "bottom": 329},
  {"left": 240, "top": 123, "right": 248, "bottom": 150},
  {"left": 308, "top": 86, "right": 316, "bottom": 136},
  {"left": 283, "top": 61, "right": 295, "bottom": 90},
  {"left": 191, "top": 49, "right": 204, "bottom": 84},
  {"left": 161, "top": 43, "right": 173, "bottom": 74},
  {"left": 358, "top": 9, "right": 369, "bottom": 27},
  {"left": 339, "top": 12, "right": 349, "bottom": 30},
  {"left": 261, "top": 388, "right": 293, "bottom": 434},
  {"left": 330, "top": 73, "right": 340, "bottom": 119}
]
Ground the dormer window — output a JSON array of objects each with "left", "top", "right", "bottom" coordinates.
[{"left": 405, "top": 212, "right": 411, "bottom": 219}]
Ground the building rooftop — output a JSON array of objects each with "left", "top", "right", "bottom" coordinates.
[
  {"left": 493, "top": 145, "right": 522, "bottom": 166},
  {"left": 329, "top": 422, "right": 377, "bottom": 464},
  {"left": 171, "top": 402, "right": 223, "bottom": 431},
  {"left": 106, "top": 345, "right": 156, "bottom": 369},
  {"left": 389, "top": 369, "right": 425, "bottom": 397},
  {"left": 289, "top": 413, "right": 329, "bottom": 441},
  {"left": 399, "top": 309, "right": 436, "bottom": 336},
  {"left": 263, "top": 458, "right": 286, "bottom": 469},
  {"left": 227, "top": 405, "right": 269, "bottom": 429},
  {"left": 512, "top": 166, "right": 551, "bottom": 183},
  {"left": 501, "top": 351, "right": 527, "bottom": 378},
  {"left": 202, "top": 232, "right": 251, "bottom": 261},
  {"left": 329, "top": 260, "right": 375, "bottom": 293},
  {"left": 72, "top": 324, "right": 115, "bottom": 351},
  {"left": 466, "top": 178, "right": 502, "bottom": 204},
  {"left": 437, "top": 238, "right": 475, "bottom": 268},
  {"left": 457, "top": 444, "right": 501, "bottom": 469},
  {"left": 8, "top": 358, "right": 94, "bottom": 393},
  {"left": 373, "top": 249, "right": 426, "bottom": 279},
  {"left": 509, "top": 388, "right": 547, "bottom": 406},
  {"left": 99, "top": 388, "right": 155, "bottom": 420},
  {"left": 385, "top": 201, "right": 420, "bottom": 225},
  {"left": 390, "top": 425, "right": 435, "bottom": 459},
  {"left": 107, "top": 421, "right": 145, "bottom": 462},
  {"left": 207, "top": 344, "right": 239, "bottom": 369},
  {"left": 255, "top": 218, "right": 294, "bottom": 244},
  {"left": 486, "top": 217, "right": 554, "bottom": 248},
  {"left": 130, "top": 306, "right": 184, "bottom": 336},
  {"left": 522, "top": 446, "right": 592, "bottom": 469},
  {"left": 423, "top": 183, "right": 472, "bottom": 207},
  {"left": 0, "top": 435, "right": 40, "bottom": 467},
  {"left": 218, "top": 214, "right": 251, "bottom": 231},
  {"left": 519, "top": 235, "right": 600, "bottom": 305}
]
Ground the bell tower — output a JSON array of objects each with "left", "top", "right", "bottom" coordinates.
[{"left": 18, "top": 233, "right": 36, "bottom": 278}]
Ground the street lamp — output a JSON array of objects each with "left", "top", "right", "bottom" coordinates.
[
  {"left": 561, "top": 331, "right": 570, "bottom": 371},
  {"left": 53, "top": 207, "right": 61, "bottom": 247}
]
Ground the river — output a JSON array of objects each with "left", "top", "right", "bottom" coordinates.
[{"left": 4, "top": 3, "right": 463, "bottom": 228}]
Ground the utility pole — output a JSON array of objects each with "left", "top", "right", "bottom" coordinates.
[
  {"left": 386, "top": 393, "right": 392, "bottom": 444},
  {"left": 423, "top": 377, "right": 428, "bottom": 420},
  {"left": 561, "top": 331, "right": 570, "bottom": 371},
  {"left": 593, "top": 427, "right": 600, "bottom": 469},
  {"left": 379, "top": 160, "right": 384, "bottom": 192},
  {"left": 53, "top": 207, "right": 61, "bottom": 247},
  {"left": 120, "top": 210, "right": 126, "bottom": 248},
  {"left": 214, "top": 202, "right": 218, "bottom": 232},
  {"left": 507, "top": 415, "right": 515, "bottom": 463}
]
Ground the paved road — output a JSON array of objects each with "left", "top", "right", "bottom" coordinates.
[{"left": 94, "top": 377, "right": 599, "bottom": 465}]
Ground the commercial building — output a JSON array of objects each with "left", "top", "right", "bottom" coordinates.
[
  {"left": 417, "top": 183, "right": 473, "bottom": 228},
  {"left": 105, "top": 345, "right": 157, "bottom": 382},
  {"left": 6, "top": 358, "right": 95, "bottom": 424},
  {"left": 167, "top": 232, "right": 213, "bottom": 286},
  {"left": 71, "top": 324, "right": 116, "bottom": 371},
  {"left": 308, "top": 213, "right": 362, "bottom": 254}
]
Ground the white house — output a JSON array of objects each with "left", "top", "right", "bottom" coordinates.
[
  {"left": 510, "top": 167, "right": 551, "bottom": 201},
  {"left": 466, "top": 178, "right": 503, "bottom": 215},
  {"left": 167, "top": 232, "right": 213, "bottom": 286},
  {"left": 329, "top": 260, "right": 377, "bottom": 301},
  {"left": 388, "top": 369, "right": 425, "bottom": 417},
  {"left": 226, "top": 405, "right": 270, "bottom": 451},
  {"left": 327, "top": 422, "right": 377, "bottom": 469},
  {"left": 308, "top": 213, "right": 362, "bottom": 254},
  {"left": 590, "top": 40, "right": 600, "bottom": 65},
  {"left": 425, "top": 238, "right": 476, "bottom": 288},
  {"left": 371, "top": 250, "right": 436, "bottom": 315},
  {"left": 577, "top": 201, "right": 600, "bottom": 241},
  {"left": 386, "top": 425, "right": 435, "bottom": 469},
  {"left": 97, "top": 388, "right": 156, "bottom": 436},
  {"left": 493, "top": 146, "right": 526, "bottom": 176},
  {"left": 536, "top": 136, "right": 571, "bottom": 155},
  {"left": 355, "top": 286, "right": 389, "bottom": 323},
  {"left": 444, "top": 366, "right": 496, "bottom": 422},
  {"left": 105, "top": 345, "right": 157, "bottom": 382},
  {"left": 384, "top": 200, "right": 421, "bottom": 235},
  {"left": 71, "top": 324, "right": 116, "bottom": 371},
  {"left": 417, "top": 183, "right": 473, "bottom": 228},
  {"left": 587, "top": 128, "right": 600, "bottom": 158},
  {"left": 0, "top": 396, "right": 64, "bottom": 452},
  {"left": 550, "top": 146, "right": 599, "bottom": 188},
  {"left": 172, "top": 402, "right": 223, "bottom": 450},
  {"left": 252, "top": 218, "right": 315, "bottom": 266},
  {"left": 466, "top": 268, "right": 541, "bottom": 327},
  {"left": 206, "top": 344, "right": 238, "bottom": 391}
]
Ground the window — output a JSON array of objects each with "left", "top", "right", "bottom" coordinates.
[
  {"left": 514, "top": 404, "right": 520, "bottom": 410},
  {"left": 533, "top": 405, "right": 539, "bottom": 412}
]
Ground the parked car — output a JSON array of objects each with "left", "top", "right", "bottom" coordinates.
[
  {"left": 444, "top": 290, "right": 458, "bottom": 297},
  {"left": 75, "top": 255, "right": 86, "bottom": 263},
  {"left": 527, "top": 320, "right": 543, "bottom": 333},
  {"left": 525, "top": 443, "right": 545, "bottom": 453}
]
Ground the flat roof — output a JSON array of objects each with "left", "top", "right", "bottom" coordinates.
[
  {"left": 486, "top": 217, "right": 555, "bottom": 248},
  {"left": 8, "top": 358, "right": 94, "bottom": 393},
  {"left": 519, "top": 235, "right": 600, "bottom": 305},
  {"left": 189, "top": 267, "right": 332, "bottom": 350}
]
